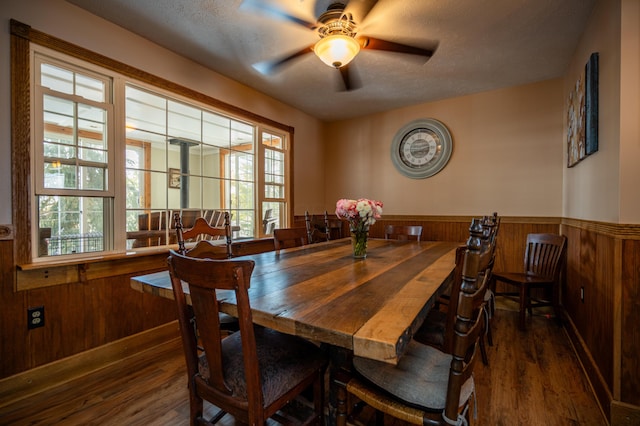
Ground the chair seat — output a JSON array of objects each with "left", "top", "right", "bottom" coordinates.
[
  {"left": 198, "top": 327, "right": 326, "bottom": 407},
  {"left": 352, "top": 339, "right": 474, "bottom": 411}
]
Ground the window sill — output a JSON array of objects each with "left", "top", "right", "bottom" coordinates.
[{"left": 16, "top": 247, "right": 172, "bottom": 291}]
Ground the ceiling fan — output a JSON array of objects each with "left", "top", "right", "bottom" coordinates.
[{"left": 245, "top": 0, "right": 437, "bottom": 91}]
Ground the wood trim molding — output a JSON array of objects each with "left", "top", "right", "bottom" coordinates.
[
  {"left": 563, "top": 312, "right": 612, "bottom": 422},
  {"left": 0, "top": 322, "right": 179, "bottom": 409},
  {"left": 320, "top": 214, "right": 640, "bottom": 238},
  {"left": 301, "top": 214, "right": 563, "bottom": 224},
  {"left": 380, "top": 215, "right": 562, "bottom": 224},
  {"left": 613, "top": 239, "right": 623, "bottom": 400},
  {"left": 11, "top": 20, "right": 32, "bottom": 264},
  {"left": 562, "top": 218, "right": 640, "bottom": 239},
  {"left": 16, "top": 250, "right": 169, "bottom": 290}
]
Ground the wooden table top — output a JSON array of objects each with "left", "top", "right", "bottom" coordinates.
[{"left": 131, "top": 238, "right": 458, "bottom": 364}]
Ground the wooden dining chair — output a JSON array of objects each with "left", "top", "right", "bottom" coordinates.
[
  {"left": 412, "top": 245, "right": 473, "bottom": 354},
  {"left": 481, "top": 212, "right": 500, "bottom": 345},
  {"left": 492, "top": 232, "right": 567, "bottom": 330},
  {"left": 305, "top": 211, "right": 330, "bottom": 244},
  {"left": 174, "top": 211, "right": 232, "bottom": 259},
  {"left": 413, "top": 218, "right": 495, "bottom": 365},
  {"left": 273, "top": 227, "right": 309, "bottom": 251},
  {"left": 346, "top": 219, "right": 490, "bottom": 426},
  {"left": 436, "top": 213, "right": 500, "bottom": 349},
  {"left": 384, "top": 225, "right": 423, "bottom": 241},
  {"left": 167, "top": 250, "right": 328, "bottom": 426}
]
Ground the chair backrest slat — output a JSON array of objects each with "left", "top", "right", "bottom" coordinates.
[
  {"left": 174, "top": 211, "right": 232, "bottom": 259},
  {"left": 523, "top": 233, "right": 567, "bottom": 280}
]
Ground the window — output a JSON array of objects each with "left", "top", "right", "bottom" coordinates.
[
  {"left": 261, "top": 132, "right": 289, "bottom": 232},
  {"left": 124, "top": 85, "right": 272, "bottom": 249},
  {"left": 15, "top": 26, "right": 292, "bottom": 263},
  {"left": 34, "top": 57, "right": 114, "bottom": 257}
]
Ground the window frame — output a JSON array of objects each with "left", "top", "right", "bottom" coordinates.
[
  {"left": 11, "top": 19, "right": 294, "bottom": 267},
  {"left": 34, "top": 54, "right": 115, "bottom": 198},
  {"left": 32, "top": 52, "right": 117, "bottom": 260},
  {"left": 258, "top": 129, "right": 291, "bottom": 236}
]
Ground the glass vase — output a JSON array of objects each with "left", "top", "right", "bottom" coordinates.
[{"left": 350, "top": 228, "right": 369, "bottom": 259}]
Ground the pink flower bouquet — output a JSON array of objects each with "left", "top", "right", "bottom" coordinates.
[{"left": 335, "top": 198, "right": 383, "bottom": 233}]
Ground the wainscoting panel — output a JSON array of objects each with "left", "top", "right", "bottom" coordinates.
[
  {"left": 621, "top": 239, "right": 640, "bottom": 406},
  {"left": 562, "top": 219, "right": 640, "bottom": 423},
  {"left": 0, "top": 239, "right": 176, "bottom": 379}
]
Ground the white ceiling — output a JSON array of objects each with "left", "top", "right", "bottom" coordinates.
[{"left": 65, "top": 0, "right": 596, "bottom": 122}]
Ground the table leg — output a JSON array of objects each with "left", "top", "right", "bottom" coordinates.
[
  {"left": 331, "top": 370, "right": 350, "bottom": 426},
  {"left": 327, "top": 346, "right": 352, "bottom": 426}
]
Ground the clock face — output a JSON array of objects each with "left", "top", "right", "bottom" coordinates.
[
  {"left": 399, "top": 128, "right": 441, "bottom": 168},
  {"left": 391, "top": 119, "right": 452, "bottom": 179}
]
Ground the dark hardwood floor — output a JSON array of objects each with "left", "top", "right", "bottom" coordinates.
[{"left": 0, "top": 305, "right": 606, "bottom": 425}]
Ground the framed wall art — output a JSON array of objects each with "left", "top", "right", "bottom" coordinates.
[
  {"left": 567, "top": 52, "right": 598, "bottom": 168},
  {"left": 584, "top": 52, "right": 599, "bottom": 156},
  {"left": 168, "top": 168, "right": 181, "bottom": 189}
]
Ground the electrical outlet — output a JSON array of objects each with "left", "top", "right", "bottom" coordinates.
[
  {"left": 27, "top": 306, "right": 45, "bottom": 329},
  {"left": 580, "top": 287, "right": 585, "bottom": 303}
]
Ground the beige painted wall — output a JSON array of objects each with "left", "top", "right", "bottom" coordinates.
[
  {"left": 561, "top": 0, "right": 640, "bottom": 225},
  {"left": 619, "top": 0, "right": 640, "bottom": 224},
  {"left": 562, "top": 0, "right": 626, "bottom": 224},
  {"left": 323, "top": 79, "right": 565, "bottom": 217},
  {"left": 0, "top": 0, "right": 325, "bottom": 223}
]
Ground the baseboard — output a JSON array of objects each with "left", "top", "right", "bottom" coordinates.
[
  {"left": 0, "top": 321, "right": 179, "bottom": 408},
  {"left": 611, "top": 401, "right": 640, "bottom": 425},
  {"left": 562, "top": 312, "right": 612, "bottom": 424}
]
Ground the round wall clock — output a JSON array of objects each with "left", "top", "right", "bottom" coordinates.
[{"left": 390, "top": 118, "right": 453, "bottom": 179}]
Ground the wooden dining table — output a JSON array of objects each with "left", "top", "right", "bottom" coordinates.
[
  {"left": 131, "top": 237, "right": 458, "bottom": 364},
  {"left": 131, "top": 237, "right": 458, "bottom": 424}
]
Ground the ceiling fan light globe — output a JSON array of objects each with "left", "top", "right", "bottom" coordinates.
[{"left": 314, "top": 35, "right": 360, "bottom": 68}]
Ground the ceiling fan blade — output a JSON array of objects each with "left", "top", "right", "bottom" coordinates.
[
  {"left": 240, "top": 0, "right": 318, "bottom": 30},
  {"left": 343, "top": 0, "right": 379, "bottom": 24},
  {"left": 358, "top": 36, "right": 435, "bottom": 59},
  {"left": 337, "top": 64, "right": 362, "bottom": 92},
  {"left": 253, "top": 45, "right": 314, "bottom": 75}
]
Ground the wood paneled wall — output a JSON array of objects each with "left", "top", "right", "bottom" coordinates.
[
  {"left": 560, "top": 220, "right": 640, "bottom": 423},
  {"left": 2, "top": 216, "right": 639, "bottom": 424},
  {"left": 620, "top": 240, "right": 640, "bottom": 406},
  {"left": 0, "top": 240, "right": 176, "bottom": 379},
  {"left": 366, "top": 216, "right": 561, "bottom": 276}
]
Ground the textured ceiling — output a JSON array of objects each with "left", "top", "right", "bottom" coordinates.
[{"left": 65, "top": 0, "right": 596, "bottom": 122}]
